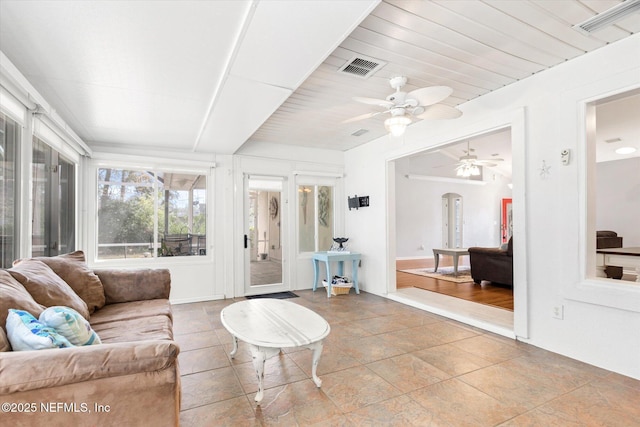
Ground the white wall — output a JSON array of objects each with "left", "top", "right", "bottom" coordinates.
[
  {"left": 344, "top": 34, "right": 640, "bottom": 379},
  {"left": 395, "top": 173, "right": 511, "bottom": 258},
  {"left": 596, "top": 157, "right": 640, "bottom": 246}
]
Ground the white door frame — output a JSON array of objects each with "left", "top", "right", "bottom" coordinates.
[
  {"left": 386, "top": 108, "right": 529, "bottom": 339},
  {"left": 242, "top": 173, "right": 289, "bottom": 296}
]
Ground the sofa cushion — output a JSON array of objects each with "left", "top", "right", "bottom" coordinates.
[
  {"left": 94, "top": 268, "right": 171, "bottom": 304},
  {"left": 39, "top": 306, "right": 101, "bottom": 346},
  {"left": 6, "top": 309, "right": 74, "bottom": 351},
  {"left": 30, "top": 251, "right": 106, "bottom": 314},
  {"left": 0, "top": 327, "right": 10, "bottom": 352},
  {"left": 0, "top": 270, "right": 46, "bottom": 333},
  {"left": 8, "top": 259, "right": 90, "bottom": 320},
  {"left": 90, "top": 299, "right": 173, "bottom": 326},
  {"left": 92, "top": 315, "right": 173, "bottom": 344}
]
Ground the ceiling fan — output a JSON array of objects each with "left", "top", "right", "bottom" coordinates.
[
  {"left": 343, "top": 76, "right": 462, "bottom": 136},
  {"left": 455, "top": 141, "right": 504, "bottom": 177}
]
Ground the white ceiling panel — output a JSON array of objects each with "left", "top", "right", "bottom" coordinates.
[
  {"left": 231, "top": 0, "right": 379, "bottom": 89},
  {"left": 487, "top": 1, "right": 607, "bottom": 51},
  {"left": 196, "top": 75, "right": 292, "bottom": 154},
  {"left": 348, "top": 27, "right": 514, "bottom": 86},
  {"left": 1, "top": 0, "right": 637, "bottom": 155},
  {"left": 397, "top": 0, "right": 562, "bottom": 66},
  {"left": 246, "top": 0, "right": 639, "bottom": 151},
  {"left": 0, "top": 0, "right": 252, "bottom": 149},
  {"left": 369, "top": 2, "right": 542, "bottom": 75},
  {"left": 359, "top": 14, "right": 533, "bottom": 80},
  {"left": 435, "top": 1, "right": 586, "bottom": 60}
]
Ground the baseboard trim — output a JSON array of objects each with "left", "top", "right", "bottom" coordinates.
[{"left": 170, "top": 294, "right": 225, "bottom": 304}]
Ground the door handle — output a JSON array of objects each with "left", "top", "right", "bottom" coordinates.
[{"left": 244, "top": 234, "right": 248, "bottom": 249}]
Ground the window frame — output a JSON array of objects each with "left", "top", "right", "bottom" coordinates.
[
  {"left": 564, "top": 85, "right": 640, "bottom": 313},
  {"left": 0, "top": 110, "right": 21, "bottom": 267},
  {"left": 296, "top": 175, "right": 339, "bottom": 254},
  {"left": 91, "top": 159, "right": 212, "bottom": 264},
  {"left": 31, "top": 134, "right": 77, "bottom": 257}
]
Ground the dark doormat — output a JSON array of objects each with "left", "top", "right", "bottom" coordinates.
[{"left": 245, "top": 291, "right": 299, "bottom": 300}]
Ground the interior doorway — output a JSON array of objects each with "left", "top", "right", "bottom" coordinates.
[
  {"left": 244, "top": 176, "right": 287, "bottom": 295},
  {"left": 392, "top": 128, "right": 515, "bottom": 331},
  {"left": 441, "top": 192, "right": 463, "bottom": 249}
]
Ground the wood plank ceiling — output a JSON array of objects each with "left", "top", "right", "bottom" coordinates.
[{"left": 245, "top": 0, "right": 640, "bottom": 152}]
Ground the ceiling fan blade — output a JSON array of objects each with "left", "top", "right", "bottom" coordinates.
[
  {"left": 407, "top": 86, "right": 453, "bottom": 106},
  {"left": 342, "top": 111, "right": 383, "bottom": 124},
  {"left": 416, "top": 104, "right": 463, "bottom": 120},
  {"left": 352, "top": 96, "right": 394, "bottom": 108}
]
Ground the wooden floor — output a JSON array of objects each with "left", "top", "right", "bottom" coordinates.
[{"left": 396, "top": 257, "right": 514, "bottom": 311}]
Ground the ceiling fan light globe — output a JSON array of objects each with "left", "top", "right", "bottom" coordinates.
[
  {"left": 471, "top": 165, "right": 481, "bottom": 176},
  {"left": 385, "top": 116, "right": 411, "bottom": 137}
]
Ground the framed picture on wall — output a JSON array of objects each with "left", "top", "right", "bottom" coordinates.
[{"left": 501, "top": 198, "right": 513, "bottom": 244}]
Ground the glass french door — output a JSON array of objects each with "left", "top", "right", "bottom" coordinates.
[
  {"left": 32, "top": 137, "right": 75, "bottom": 257},
  {"left": 244, "top": 175, "right": 287, "bottom": 295}
]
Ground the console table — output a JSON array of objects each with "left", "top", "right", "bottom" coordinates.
[
  {"left": 432, "top": 248, "right": 470, "bottom": 277},
  {"left": 596, "top": 247, "right": 640, "bottom": 282},
  {"left": 312, "top": 251, "right": 361, "bottom": 297}
]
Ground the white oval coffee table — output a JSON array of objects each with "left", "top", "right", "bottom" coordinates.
[{"left": 220, "top": 299, "right": 330, "bottom": 404}]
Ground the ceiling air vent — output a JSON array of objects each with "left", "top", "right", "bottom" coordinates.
[
  {"left": 573, "top": 0, "right": 640, "bottom": 35},
  {"left": 351, "top": 129, "right": 369, "bottom": 137},
  {"left": 338, "top": 56, "right": 386, "bottom": 79}
]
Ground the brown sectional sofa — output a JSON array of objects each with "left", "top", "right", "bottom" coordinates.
[
  {"left": 0, "top": 251, "right": 180, "bottom": 426},
  {"left": 468, "top": 237, "right": 514, "bottom": 287}
]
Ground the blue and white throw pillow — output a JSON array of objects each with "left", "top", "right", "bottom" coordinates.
[
  {"left": 5, "top": 309, "right": 74, "bottom": 351},
  {"left": 39, "top": 306, "right": 101, "bottom": 346}
]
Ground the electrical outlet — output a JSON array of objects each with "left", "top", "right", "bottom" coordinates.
[{"left": 552, "top": 305, "right": 564, "bottom": 320}]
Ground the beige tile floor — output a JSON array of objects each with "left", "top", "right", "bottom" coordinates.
[{"left": 173, "top": 290, "right": 640, "bottom": 426}]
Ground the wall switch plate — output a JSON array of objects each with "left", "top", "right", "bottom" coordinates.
[
  {"left": 561, "top": 149, "right": 570, "bottom": 165},
  {"left": 553, "top": 305, "right": 564, "bottom": 320}
]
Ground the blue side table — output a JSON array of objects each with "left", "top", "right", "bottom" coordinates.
[{"left": 312, "top": 251, "right": 361, "bottom": 297}]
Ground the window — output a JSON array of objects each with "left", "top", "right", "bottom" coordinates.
[
  {"left": 32, "top": 136, "right": 76, "bottom": 257},
  {"left": 97, "top": 168, "right": 207, "bottom": 259},
  {"left": 587, "top": 89, "right": 640, "bottom": 283},
  {"left": 298, "top": 184, "right": 334, "bottom": 252},
  {"left": 0, "top": 112, "right": 20, "bottom": 268}
]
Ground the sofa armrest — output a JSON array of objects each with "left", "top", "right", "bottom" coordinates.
[
  {"left": 0, "top": 340, "right": 179, "bottom": 395},
  {"left": 94, "top": 268, "right": 170, "bottom": 304}
]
